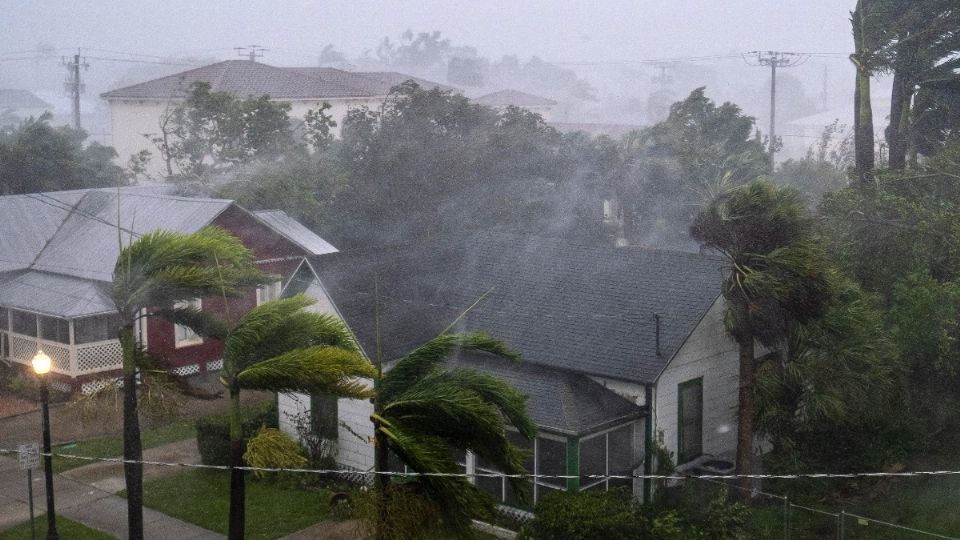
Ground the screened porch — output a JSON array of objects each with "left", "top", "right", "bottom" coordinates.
[{"left": 0, "top": 307, "right": 122, "bottom": 378}]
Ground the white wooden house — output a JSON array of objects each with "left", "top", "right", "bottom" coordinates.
[{"left": 279, "top": 232, "right": 744, "bottom": 505}]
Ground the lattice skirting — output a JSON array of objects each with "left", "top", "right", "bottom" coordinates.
[
  {"left": 171, "top": 363, "right": 200, "bottom": 377},
  {"left": 77, "top": 341, "right": 123, "bottom": 373},
  {"left": 81, "top": 377, "right": 121, "bottom": 395},
  {"left": 206, "top": 358, "right": 224, "bottom": 371}
]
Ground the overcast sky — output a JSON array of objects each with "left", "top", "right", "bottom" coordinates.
[{"left": 3, "top": 1, "right": 856, "bottom": 65}]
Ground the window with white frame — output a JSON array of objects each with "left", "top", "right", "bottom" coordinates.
[
  {"left": 174, "top": 299, "right": 203, "bottom": 348},
  {"left": 256, "top": 280, "right": 282, "bottom": 305},
  {"left": 473, "top": 431, "right": 564, "bottom": 509}
]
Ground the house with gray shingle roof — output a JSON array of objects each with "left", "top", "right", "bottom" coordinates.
[
  {"left": 279, "top": 232, "right": 743, "bottom": 505},
  {"left": 474, "top": 89, "right": 558, "bottom": 119},
  {"left": 100, "top": 60, "right": 455, "bottom": 179},
  {"left": 0, "top": 186, "right": 336, "bottom": 393}
]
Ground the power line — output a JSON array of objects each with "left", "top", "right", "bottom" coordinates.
[{"left": 742, "top": 51, "right": 810, "bottom": 168}]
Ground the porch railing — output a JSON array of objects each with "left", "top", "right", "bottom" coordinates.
[{"left": 1, "top": 330, "right": 122, "bottom": 377}]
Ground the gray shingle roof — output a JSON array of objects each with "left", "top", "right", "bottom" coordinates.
[
  {"left": 253, "top": 210, "right": 337, "bottom": 256},
  {"left": 451, "top": 353, "right": 643, "bottom": 436},
  {"left": 312, "top": 232, "right": 725, "bottom": 384},
  {"left": 101, "top": 61, "right": 454, "bottom": 101}
]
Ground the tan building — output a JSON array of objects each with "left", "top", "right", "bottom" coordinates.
[{"left": 100, "top": 60, "right": 453, "bottom": 178}]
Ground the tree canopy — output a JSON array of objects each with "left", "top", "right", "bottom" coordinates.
[{"left": 0, "top": 113, "right": 127, "bottom": 194}]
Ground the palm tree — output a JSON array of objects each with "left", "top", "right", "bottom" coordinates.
[
  {"left": 690, "top": 179, "right": 837, "bottom": 497},
  {"left": 112, "top": 227, "right": 262, "bottom": 540},
  {"left": 371, "top": 332, "right": 536, "bottom": 539},
  {"left": 220, "top": 294, "right": 376, "bottom": 540}
]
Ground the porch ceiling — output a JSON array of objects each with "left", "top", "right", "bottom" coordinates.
[{"left": 0, "top": 270, "right": 115, "bottom": 318}]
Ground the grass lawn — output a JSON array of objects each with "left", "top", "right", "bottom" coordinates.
[
  {"left": 138, "top": 469, "right": 334, "bottom": 539},
  {"left": 0, "top": 516, "right": 115, "bottom": 540},
  {"left": 52, "top": 419, "right": 195, "bottom": 474}
]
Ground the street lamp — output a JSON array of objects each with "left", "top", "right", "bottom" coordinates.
[{"left": 31, "top": 350, "right": 59, "bottom": 540}]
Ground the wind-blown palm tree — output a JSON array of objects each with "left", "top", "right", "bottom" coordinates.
[
  {"left": 112, "top": 227, "right": 263, "bottom": 540},
  {"left": 690, "top": 179, "right": 837, "bottom": 497},
  {"left": 371, "top": 332, "right": 536, "bottom": 539},
  {"left": 220, "top": 295, "right": 376, "bottom": 540}
]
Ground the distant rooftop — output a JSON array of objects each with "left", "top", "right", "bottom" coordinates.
[
  {"left": 101, "top": 60, "right": 453, "bottom": 100},
  {"left": 475, "top": 89, "right": 558, "bottom": 108},
  {"left": 0, "top": 89, "right": 52, "bottom": 110}
]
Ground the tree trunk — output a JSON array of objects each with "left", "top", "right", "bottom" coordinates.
[
  {"left": 373, "top": 395, "right": 390, "bottom": 540},
  {"left": 120, "top": 325, "right": 144, "bottom": 540},
  {"left": 735, "top": 335, "right": 755, "bottom": 501},
  {"left": 228, "top": 387, "right": 245, "bottom": 540},
  {"left": 888, "top": 68, "right": 910, "bottom": 170},
  {"left": 853, "top": 0, "right": 875, "bottom": 186}
]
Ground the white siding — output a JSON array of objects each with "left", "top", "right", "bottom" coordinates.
[
  {"left": 655, "top": 298, "right": 739, "bottom": 465},
  {"left": 278, "top": 391, "right": 311, "bottom": 438},
  {"left": 337, "top": 390, "right": 375, "bottom": 471},
  {"left": 106, "top": 96, "right": 385, "bottom": 179},
  {"left": 587, "top": 376, "right": 646, "bottom": 407}
]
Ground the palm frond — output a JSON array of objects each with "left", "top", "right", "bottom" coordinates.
[
  {"left": 113, "top": 226, "right": 265, "bottom": 315},
  {"left": 236, "top": 346, "right": 375, "bottom": 398},
  {"left": 378, "top": 423, "right": 495, "bottom": 536},
  {"left": 152, "top": 306, "right": 230, "bottom": 341},
  {"left": 379, "top": 332, "right": 519, "bottom": 402},
  {"left": 225, "top": 295, "right": 357, "bottom": 372}
]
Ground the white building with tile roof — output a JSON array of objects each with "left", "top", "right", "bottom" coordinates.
[{"left": 100, "top": 60, "right": 455, "bottom": 178}]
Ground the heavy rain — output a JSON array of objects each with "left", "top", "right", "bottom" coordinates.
[{"left": 0, "top": 1, "right": 958, "bottom": 539}]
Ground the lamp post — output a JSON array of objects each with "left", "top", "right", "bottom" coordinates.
[{"left": 31, "top": 350, "right": 59, "bottom": 540}]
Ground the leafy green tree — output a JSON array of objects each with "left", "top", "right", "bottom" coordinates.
[
  {"left": 153, "top": 82, "right": 296, "bottom": 179},
  {"left": 0, "top": 113, "right": 127, "bottom": 194},
  {"left": 878, "top": 0, "right": 960, "bottom": 168},
  {"left": 112, "top": 227, "right": 263, "bottom": 540},
  {"left": 755, "top": 279, "right": 903, "bottom": 480},
  {"left": 618, "top": 88, "right": 768, "bottom": 247},
  {"left": 217, "top": 295, "right": 376, "bottom": 539},
  {"left": 690, "top": 179, "right": 837, "bottom": 497},
  {"left": 370, "top": 332, "right": 536, "bottom": 539},
  {"left": 331, "top": 83, "right": 602, "bottom": 247}
]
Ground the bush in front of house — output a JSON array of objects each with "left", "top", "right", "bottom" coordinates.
[
  {"left": 196, "top": 400, "right": 278, "bottom": 466},
  {"left": 518, "top": 487, "right": 747, "bottom": 540}
]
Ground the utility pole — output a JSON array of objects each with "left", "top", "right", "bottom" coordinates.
[
  {"left": 235, "top": 45, "right": 267, "bottom": 62},
  {"left": 742, "top": 51, "right": 807, "bottom": 169},
  {"left": 62, "top": 50, "right": 88, "bottom": 130}
]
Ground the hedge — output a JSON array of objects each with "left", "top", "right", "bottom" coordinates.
[{"left": 196, "top": 400, "right": 278, "bottom": 466}]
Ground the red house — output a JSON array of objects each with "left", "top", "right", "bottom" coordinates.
[{"left": 0, "top": 186, "right": 336, "bottom": 393}]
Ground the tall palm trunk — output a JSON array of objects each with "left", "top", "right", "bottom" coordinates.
[
  {"left": 228, "top": 386, "right": 246, "bottom": 540},
  {"left": 120, "top": 325, "right": 144, "bottom": 540},
  {"left": 887, "top": 68, "right": 911, "bottom": 170},
  {"left": 373, "top": 400, "right": 390, "bottom": 540},
  {"left": 852, "top": 0, "right": 875, "bottom": 186},
  {"left": 735, "top": 334, "right": 755, "bottom": 500}
]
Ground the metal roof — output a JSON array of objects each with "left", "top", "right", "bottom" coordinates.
[
  {"left": 0, "top": 271, "right": 114, "bottom": 318},
  {"left": 252, "top": 210, "right": 337, "bottom": 256},
  {"left": 31, "top": 190, "right": 231, "bottom": 281}
]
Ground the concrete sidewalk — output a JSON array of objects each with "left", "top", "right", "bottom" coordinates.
[{"left": 0, "top": 450, "right": 224, "bottom": 540}]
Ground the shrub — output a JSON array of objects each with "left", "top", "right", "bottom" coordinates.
[
  {"left": 518, "top": 489, "right": 644, "bottom": 540},
  {"left": 196, "top": 400, "right": 277, "bottom": 466},
  {"left": 243, "top": 427, "right": 307, "bottom": 479}
]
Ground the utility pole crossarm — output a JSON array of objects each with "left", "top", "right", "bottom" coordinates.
[{"left": 742, "top": 51, "right": 809, "bottom": 170}]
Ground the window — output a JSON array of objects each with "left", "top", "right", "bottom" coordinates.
[
  {"left": 0, "top": 307, "right": 8, "bottom": 330},
  {"left": 174, "top": 299, "right": 203, "bottom": 348},
  {"left": 256, "top": 280, "right": 282, "bottom": 305},
  {"left": 579, "top": 423, "right": 638, "bottom": 492},
  {"left": 678, "top": 378, "right": 703, "bottom": 463}
]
